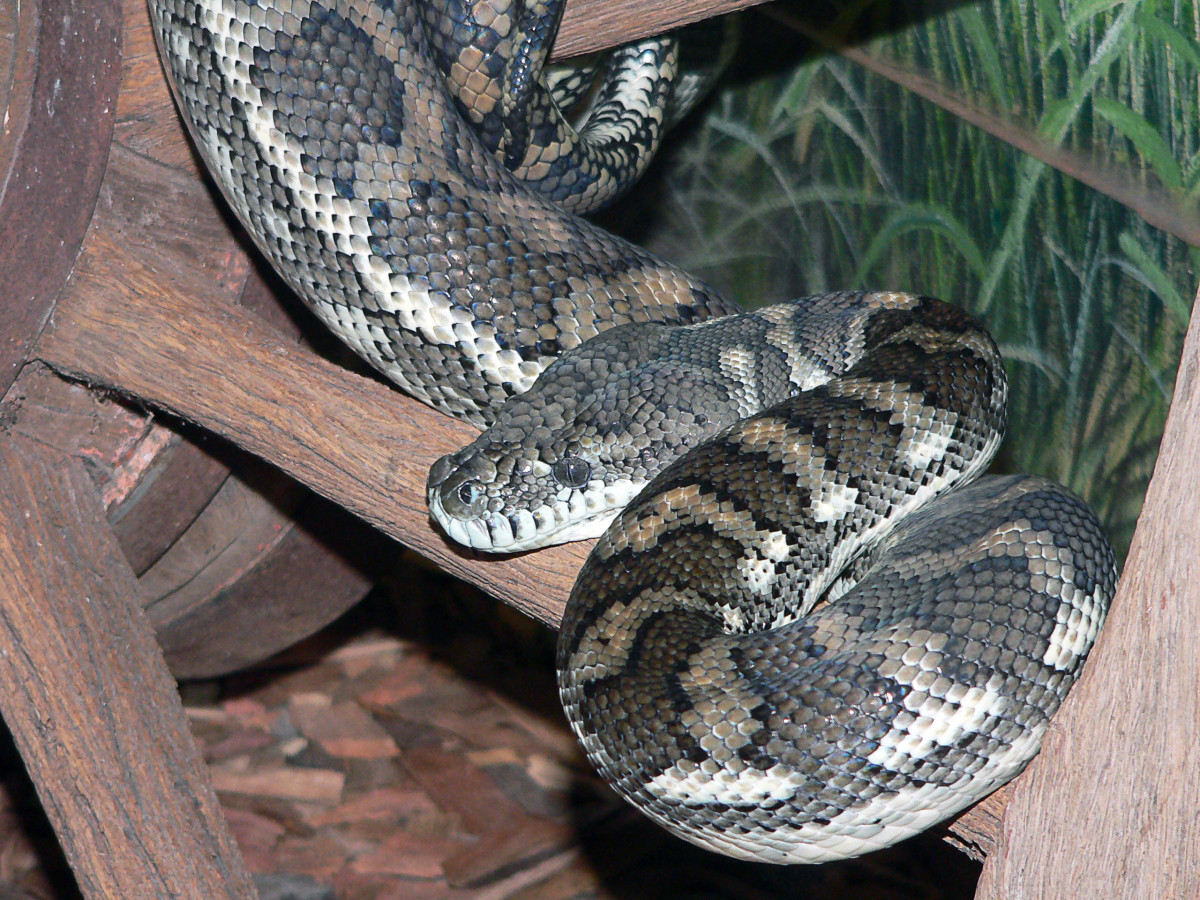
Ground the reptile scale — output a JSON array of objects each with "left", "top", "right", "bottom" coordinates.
[{"left": 150, "top": 0, "right": 1117, "bottom": 863}]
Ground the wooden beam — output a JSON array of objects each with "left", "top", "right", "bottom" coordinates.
[
  {"left": 0, "top": 433, "right": 257, "bottom": 899},
  {"left": 0, "top": 0, "right": 121, "bottom": 393},
  {"left": 973, "top": 286, "right": 1200, "bottom": 897},
  {"left": 552, "top": 0, "right": 770, "bottom": 60}
]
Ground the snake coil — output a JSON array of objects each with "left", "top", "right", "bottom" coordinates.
[{"left": 150, "top": 0, "right": 1116, "bottom": 863}]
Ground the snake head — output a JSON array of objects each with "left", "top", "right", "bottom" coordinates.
[
  {"left": 426, "top": 410, "right": 645, "bottom": 552},
  {"left": 427, "top": 324, "right": 744, "bottom": 552},
  {"left": 428, "top": 440, "right": 625, "bottom": 552}
]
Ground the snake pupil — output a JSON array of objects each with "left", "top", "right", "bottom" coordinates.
[
  {"left": 552, "top": 456, "right": 591, "bottom": 488},
  {"left": 457, "top": 481, "right": 481, "bottom": 507}
]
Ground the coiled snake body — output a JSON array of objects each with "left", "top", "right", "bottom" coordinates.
[{"left": 151, "top": 0, "right": 1117, "bottom": 863}]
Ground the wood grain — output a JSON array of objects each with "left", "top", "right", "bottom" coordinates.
[
  {"left": 974, "top": 286, "right": 1200, "bottom": 897},
  {"left": 552, "top": 0, "right": 770, "bottom": 60},
  {"left": 0, "top": 433, "right": 257, "bottom": 899},
  {"left": 5, "top": 362, "right": 232, "bottom": 574},
  {"left": 0, "top": 0, "right": 121, "bottom": 393}
]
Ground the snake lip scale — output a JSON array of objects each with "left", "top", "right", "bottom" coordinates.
[
  {"left": 151, "top": 0, "right": 1118, "bottom": 864},
  {"left": 426, "top": 467, "right": 635, "bottom": 551}
]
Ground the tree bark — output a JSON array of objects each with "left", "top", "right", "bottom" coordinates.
[
  {"left": 974, "top": 286, "right": 1200, "bottom": 897},
  {"left": 0, "top": 434, "right": 257, "bottom": 899}
]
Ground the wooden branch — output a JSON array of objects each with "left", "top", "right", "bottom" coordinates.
[
  {"left": 974, "top": 283, "right": 1200, "bottom": 898},
  {"left": 553, "top": 0, "right": 770, "bottom": 60},
  {"left": 0, "top": 433, "right": 257, "bottom": 899},
  {"left": 944, "top": 785, "right": 1011, "bottom": 862},
  {"left": 0, "top": 0, "right": 121, "bottom": 392}
]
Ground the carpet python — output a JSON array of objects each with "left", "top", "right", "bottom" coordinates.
[{"left": 150, "top": 0, "right": 1117, "bottom": 863}]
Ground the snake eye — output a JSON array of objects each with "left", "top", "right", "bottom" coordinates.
[
  {"left": 457, "top": 481, "right": 482, "bottom": 507},
  {"left": 551, "top": 456, "right": 591, "bottom": 488}
]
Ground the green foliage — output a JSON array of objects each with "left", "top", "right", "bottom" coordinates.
[{"left": 613, "top": 0, "right": 1199, "bottom": 560}]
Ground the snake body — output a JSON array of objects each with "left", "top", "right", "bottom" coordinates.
[
  {"left": 151, "top": 0, "right": 1117, "bottom": 863},
  {"left": 428, "top": 290, "right": 1000, "bottom": 551},
  {"left": 151, "top": 0, "right": 737, "bottom": 428},
  {"left": 419, "top": 0, "right": 678, "bottom": 212}
]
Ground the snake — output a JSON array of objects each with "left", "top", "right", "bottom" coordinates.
[{"left": 150, "top": 0, "right": 1118, "bottom": 864}]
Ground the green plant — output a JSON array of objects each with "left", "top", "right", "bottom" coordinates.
[{"left": 611, "top": 0, "right": 1200, "bottom": 559}]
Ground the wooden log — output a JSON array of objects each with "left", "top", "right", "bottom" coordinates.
[
  {"left": 0, "top": 433, "right": 257, "bottom": 899},
  {"left": 974, "top": 286, "right": 1200, "bottom": 897},
  {"left": 0, "top": 0, "right": 121, "bottom": 393},
  {"left": 143, "top": 464, "right": 389, "bottom": 679},
  {"left": 552, "top": 0, "right": 771, "bottom": 60},
  {"left": 6, "top": 351, "right": 379, "bottom": 680},
  {"left": 5, "top": 362, "right": 232, "bottom": 575}
]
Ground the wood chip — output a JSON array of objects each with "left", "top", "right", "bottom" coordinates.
[
  {"left": 210, "top": 767, "right": 346, "bottom": 805},
  {"left": 351, "top": 831, "right": 465, "bottom": 879},
  {"left": 290, "top": 699, "right": 399, "bottom": 760},
  {"left": 307, "top": 787, "right": 437, "bottom": 828},
  {"left": 398, "top": 745, "right": 536, "bottom": 837},
  {"left": 441, "top": 821, "right": 575, "bottom": 888}
]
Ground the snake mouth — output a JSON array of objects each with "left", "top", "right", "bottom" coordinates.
[{"left": 428, "top": 482, "right": 642, "bottom": 552}]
